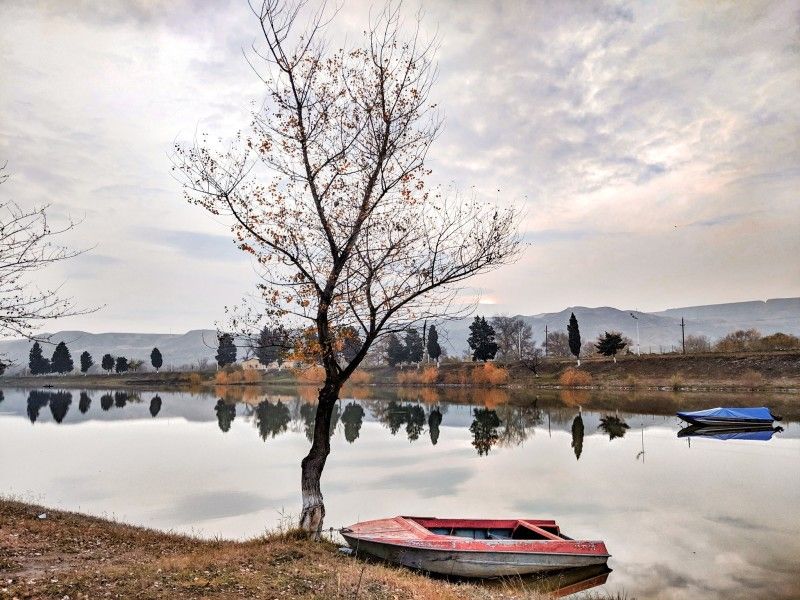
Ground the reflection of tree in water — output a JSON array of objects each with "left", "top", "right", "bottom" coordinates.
[
  {"left": 27, "top": 390, "right": 50, "bottom": 423},
  {"left": 300, "top": 402, "right": 340, "bottom": 442},
  {"left": 599, "top": 414, "right": 630, "bottom": 440},
  {"left": 496, "top": 404, "right": 542, "bottom": 447},
  {"left": 375, "top": 401, "right": 426, "bottom": 442},
  {"left": 428, "top": 407, "right": 442, "bottom": 445},
  {"left": 100, "top": 393, "right": 113, "bottom": 411},
  {"left": 49, "top": 391, "right": 72, "bottom": 423},
  {"left": 149, "top": 395, "right": 162, "bottom": 417},
  {"left": 78, "top": 392, "right": 91, "bottom": 414},
  {"left": 571, "top": 413, "right": 584, "bottom": 460},
  {"left": 215, "top": 399, "right": 236, "bottom": 433},
  {"left": 255, "top": 400, "right": 291, "bottom": 440},
  {"left": 341, "top": 402, "right": 365, "bottom": 443},
  {"left": 0, "top": 390, "right": 4, "bottom": 405},
  {"left": 114, "top": 391, "right": 129, "bottom": 408},
  {"left": 470, "top": 408, "right": 501, "bottom": 456}
]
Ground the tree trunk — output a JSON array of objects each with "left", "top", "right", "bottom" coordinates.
[{"left": 299, "top": 378, "right": 340, "bottom": 539}]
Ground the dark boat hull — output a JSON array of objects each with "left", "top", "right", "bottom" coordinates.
[
  {"left": 342, "top": 536, "right": 609, "bottom": 578},
  {"left": 678, "top": 415, "right": 773, "bottom": 426}
]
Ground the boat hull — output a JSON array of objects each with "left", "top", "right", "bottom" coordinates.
[
  {"left": 678, "top": 416, "right": 773, "bottom": 426},
  {"left": 343, "top": 536, "right": 608, "bottom": 577}
]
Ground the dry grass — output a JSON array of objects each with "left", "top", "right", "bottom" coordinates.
[
  {"left": 0, "top": 499, "right": 558, "bottom": 600},
  {"left": 558, "top": 367, "right": 593, "bottom": 387},
  {"left": 668, "top": 373, "right": 684, "bottom": 391},
  {"left": 471, "top": 363, "right": 509, "bottom": 385},
  {"left": 214, "top": 369, "right": 263, "bottom": 385},
  {"left": 740, "top": 369, "right": 764, "bottom": 389},
  {"left": 395, "top": 366, "right": 439, "bottom": 385},
  {"left": 348, "top": 369, "right": 373, "bottom": 385},
  {"left": 295, "top": 365, "right": 326, "bottom": 384}
]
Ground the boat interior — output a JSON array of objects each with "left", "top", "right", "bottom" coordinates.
[{"left": 410, "top": 518, "right": 573, "bottom": 541}]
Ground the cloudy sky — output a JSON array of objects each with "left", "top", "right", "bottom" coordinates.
[{"left": 1, "top": 0, "right": 798, "bottom": 334}]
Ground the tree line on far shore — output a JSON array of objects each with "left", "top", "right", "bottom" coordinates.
[{"left": 27, "top": 342, "right": 163, "bottom": 375}]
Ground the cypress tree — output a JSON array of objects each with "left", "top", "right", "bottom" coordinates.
[
  {"left": 386, "top": 333, "right": 406, "bottom": 367},
  {"left": 468, "top": 316, "right": 498, "bottom": 362},
  {"left": 150, "top": 347, "right": 163, "bottom": 373},
  {"left": 404, "top": 328, "right": 424, "bottom": 364},
  {"left": 29, "top": 342, "right": 49, "bottom": 375},
  {"left": 79, "top": 351, "right": 93, "bottom": 375},
  {"left": 426, "top": 325, "right": 441, "bottom": 364},
  {"left": 215, "top": 333, "right": 237, "bottom": 367},
  {"left": 50, "top": 342, "right": 74, "bottom": 374},
  {"left": 101, "top": 353, "right": 114, "bottom": 374},
  {"left": 568, "top": 312, "right": 581, "bottom": 366}
]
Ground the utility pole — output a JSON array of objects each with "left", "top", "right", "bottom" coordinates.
[
  {"left": 518, "top": 325, "right": 522, "bottom": 359},
  {"left": 680, "top": 317, "right": 686, "bottom": 354},
  {"left": 544, "top": 325, "right": 548, "bottom": 357},
  {"left": 630, "top": 312, "right": 640, "bottom": 356}
]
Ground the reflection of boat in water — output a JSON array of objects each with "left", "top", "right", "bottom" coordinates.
[
  {"left": 678, "top": 424, "right": 784, "bottom": 441},
  {"left": 341, "top": 516, "right": 610, "bottom": 578},
  {"left": 528, "top": 563, "right": 612, "bottom": 598},
  {"left": 676, "top": 406, "right": 780, "bottom": 427}
]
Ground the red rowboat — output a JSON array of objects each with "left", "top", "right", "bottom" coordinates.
[{"left": 340, "top": 516, "right": 610, "bottom": 578}]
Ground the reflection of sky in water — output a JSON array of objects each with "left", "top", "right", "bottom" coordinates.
[{"left": 1, "top": 387, "right": 798, "bottom": 600}]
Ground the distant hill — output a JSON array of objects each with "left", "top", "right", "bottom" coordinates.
[
  {"left": 0, "top": 298, "right": 797, "bottom": 372},
  {"left": 436, "top": 298, "right": 800, "bottom": 357},
  {"left": 0, "top": 330, "right": 219, "bottom": 374}
]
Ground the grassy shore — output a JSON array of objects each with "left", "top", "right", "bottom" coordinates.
[
  {"left": 0, "top": 499, "right": 609, "bottom": 600},
  {"left": 4, "top": 350, "right": 799, "bottom": 392}
]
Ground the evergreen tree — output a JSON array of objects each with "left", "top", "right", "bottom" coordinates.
[
  {"left": 215, "top": 333, "right": 237, "bottom": 367},
  {"left": 568, "top": 312, "right": 581, "bottom": 365},
  {"left": 595, "top": 331, "right": 627, "bottom": 363},
  {"left": 428, "top": 407, "right": 442, "bottom": 445},
  {"left": 386, "top": 333, "right": 406, "bottom": 366},
  {"left": 339, "top": 326, "right": 362, "bottom": 364},
  {"left": 404, "top": 328, "right": 424, "bottom": 364},
  {"left": 150, "top": 347, "right": 163, "bottom": 372},
  {"left": 254, "top": 326, "right": 288, "bottom": 367},
  {"left": 51, "top": 341, "right": 74, "bottom": 374},
  {"left": 467, "top": 316, "right": 498, "bottom": 362},
  {"left": 79, "top": 351, "right": 93, "bottom": 375},
  {"left": 426, "top": 324, "right": 441, "bottom": 364},
  {"left": 469, "top": 407, "right": 501, "bottom": 455},
  {"left": 101, "top": 353, "right": 114, "bottom": 374},
  {"left": 29, "top": 342, "right": 50, "bottom": 375},
  {"left": 78, "top": 392, "right": 91, "bottom": 414},
  {"left": 114, "top": 356, "right": 129, "bottom": 374}
]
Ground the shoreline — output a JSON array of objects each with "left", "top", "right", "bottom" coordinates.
[{"left": 0, "top": 499, "right": 598, "bottom": 599}]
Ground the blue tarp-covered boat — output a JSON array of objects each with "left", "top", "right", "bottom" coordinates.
[{"left": 676, "top": 406, "right": 780, "bottom": 427}]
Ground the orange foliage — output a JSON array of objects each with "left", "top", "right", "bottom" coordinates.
[
  {"left": 214, "top": 369, "right": 263, "bottom": 385},
  {"left": 295, "top": 365, "right": 326, "bottom": 384},
  {"left": 471, "top": 363, "right": 509, "bottom": 385},
  {"left": 480, "top": 388, "right": 510, "bottom": 408},
  {"left": 347, "top": 369, "right": 372, "bottom": 385},
  {"left": 559, "top": 367, "right": 593, "bottom": 387}
]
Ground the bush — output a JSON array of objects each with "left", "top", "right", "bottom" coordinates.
[
  {"left": 348, "top": 369, "right": 372, "bottom": 385},
  {"left": 214, "top": 368, "right": 263, "bottom": 385},
  {"left": 187, "top": 373, "right": 203, "bottom": 387},
  {"left": 296, "top": 365, "right": 326, "bottom": 384},
  {"left": 471, "top": 363, "right": 509, "bottom": 385},
  {"left": 559, "top": 367, "right": 592, "bottom": 387},
  {"left": 395, "top": 367, "right": 439, "bottom": 384}
]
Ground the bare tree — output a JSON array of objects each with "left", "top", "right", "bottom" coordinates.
[
  {"left": 174, "top": 1, "right": 520, "bottom": 537},
  {"left": 0, "top": 162, "right": 93, "bottom": 350}
]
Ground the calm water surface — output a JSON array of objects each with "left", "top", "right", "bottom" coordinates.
[{"left": 1, "top": 386, "right": 798, "bottom": 599}]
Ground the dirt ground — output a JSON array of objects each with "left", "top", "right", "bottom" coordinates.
[{"left": 0, "top": 500, "right": 573, "bottom": 600}]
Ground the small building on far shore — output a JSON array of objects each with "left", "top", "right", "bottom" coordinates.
[{"left": 240, "top": 358, "right": 266, "bottom": 371}]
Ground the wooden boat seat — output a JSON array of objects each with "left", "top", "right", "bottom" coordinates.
[{"left": 512, "top": 521, "right": 562, "bottom": 541}]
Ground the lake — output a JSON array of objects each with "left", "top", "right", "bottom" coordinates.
[{"left": 1, "top": 385, "right": 798, "bottom": 599}]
